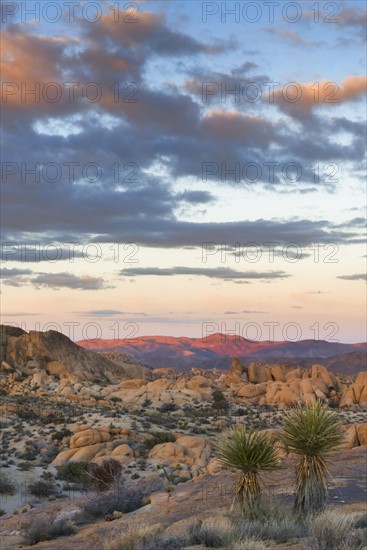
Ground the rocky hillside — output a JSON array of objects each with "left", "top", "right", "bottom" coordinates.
[{"left": 0, "top": 325, "right": 153, "bottom": 383}]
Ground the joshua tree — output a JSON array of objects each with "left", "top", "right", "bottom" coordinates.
[
  {"left": 280, "top": 401, "right": 343, "bottom": 514},
  {"left": 215, "top": 426, "right": 280, "bottom": 517}
]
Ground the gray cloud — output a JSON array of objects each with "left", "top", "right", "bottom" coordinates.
[
  {"left": 337, "top": 274, "right": 367, "bottom": 281},
  {"left": 119, "top": 266, "right": 289, "bottom": 281},
  {"left": 1, "top": 268, "right": 112, "bottom": 290},
  {"left": 224, "top": 310, "right": 267, "bottom": 314},
  {"left": 31, "top": 273, "right": 113, "bottom": 290},
  {"left": 75, "top": 309, "right": 148, "bottom": 316}
]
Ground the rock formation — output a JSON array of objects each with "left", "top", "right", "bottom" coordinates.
[{"left": 0, "top": 324, "right": 153, "bottom": 383}]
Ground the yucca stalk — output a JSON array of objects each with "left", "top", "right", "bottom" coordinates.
[
  {"left": 280, "top": 402, "right": 343, "bottom": 514},
  {"left": 215, "top": 426, "right": 280, "bottom": 517}
]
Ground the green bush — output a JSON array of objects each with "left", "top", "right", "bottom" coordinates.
[
  {"left": 0, "top": 472, "right": 16, "bottom": 495},
  {"left": 57, "top": 461, "right": 90, "bottom": 486},
  {"left": 51, "top": 428, "right": 72, "bottom": 441},
  {"left": 28, "top": 480, "right": 57, "bottom": 498}
]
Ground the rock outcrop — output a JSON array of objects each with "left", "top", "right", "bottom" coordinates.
[
  {"left": 228, "top": 361, "right": 343, "bottom": 408},
  {"left": 0, "top": 324, "right": 153, "bottom": 383},
  {"left": 340, "top": 371, "right": 367, "bottom": 407}
]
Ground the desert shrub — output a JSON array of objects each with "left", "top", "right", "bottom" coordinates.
[
  {"left": 159, "top": 402, "right": 177, "bottom": 413},
  {"left": 143, "top": 431, "right": 176, "bottom": 453},
  {"left": 87, "top": 458, "right": 123, "bottom": 491},
  {"left": 0, "top": 472, "right": 16, "bottom": 495},
  {"left": 57, "top": 461, "right": 90, "bottom": 485},
  {"left": 0, "top": 509, "right": 5, "bottom": 517},
  {"left": 18, "top": 461, "right": 33, "bottom": 471},
  {"left": 303, "top": 510, "right": 367, "bottom": 550},
  {"left": 232, "top": 541, "right": 267, "bottom": 550},
  {"left": 145, "top": 412, "right": 177, "bottom": 429},
  {"left": 188, "top": 518, "right": 235, "bottom": 547},
  {"left": 80, "top": 477, "right": 164, "bottom": 521},
  {"left": 212, "top": 390, "right": 229, "bottom": 412},
  {"left": 51, "top": 428, "right": 72, "bottom": 441},
  {"left": 23, "top": 517, "right": 76, "bottom": 545},
  {"left": 237, "top": 511, "right": 307, "bottom": 543},
  {"left": 28, "top": 480, "right": 57, "bottom": 498},
  {"left": 103, "top": 525, "right": 186, "bottom": 550}
]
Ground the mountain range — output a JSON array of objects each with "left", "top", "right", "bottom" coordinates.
[{"left": 77, "top": 333, "right": 366, "bottom": 374}]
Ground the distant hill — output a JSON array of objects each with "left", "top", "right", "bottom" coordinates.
[{"left": 77, "top": 333, "right": 366, "bottom": 375}]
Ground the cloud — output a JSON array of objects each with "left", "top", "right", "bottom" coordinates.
[
  {"left": 337, "top": 6, "right": 367, "bottom": 39},
  {"left": 1, "top": 312, "right": 43, "bottom": 316},
  {"left": 266, "top": 28, "right": 323, "bottom": 47},
  {"left": 224, "top": 310, "right": 267, "bottom": 314},
  {"left": 337, "top": 274, "right": 367, "bottom": 281},
  {"left": 1, "top": 267, "right": 33, "bottom": 286},
  {"left": 31, "top": 273, "right": 113, "bottom": 290},
  {"left": 1, "top": 268, "right": 112, "bottom": 290},
  {"left": 75, "top": 309, "right": 148, "bottom": 316},
  {"left": 119, "top": 266, "right": 290, "bottom": 281},
  {"left": 271, "top": 76, "right": 367, "bottom": 119}
]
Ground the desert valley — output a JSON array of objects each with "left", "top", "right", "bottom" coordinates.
[{"left": 0, "top": 324, "right": 366, "bottom": 549}]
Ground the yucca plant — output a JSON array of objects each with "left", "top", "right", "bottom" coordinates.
[
  {"left": 215, "top": 426, "right": 280, "bottom": 517},
  {"left": 280, "top": 401, "right": 343, "bottom": 514}
]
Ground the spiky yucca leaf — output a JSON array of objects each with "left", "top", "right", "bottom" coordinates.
[
  {"left": 280, "top": 402, "right": 343, "bottom": 513},
  {"left": 215, "top": 426, "right": 280, "bottom": 517},
  {"left": 280, "top": 401, "right": 343, "bottom": 457},
  {"left": 216, "top": 427, "right": 280, "bottom": 473}
]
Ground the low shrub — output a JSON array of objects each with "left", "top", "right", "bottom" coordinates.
[
  {"left": 28, "top": 480, "right": 57, "bottom": 498},
  {"left": 103, "top": 525, "right": 186, "bottom": 550},
  {"left": 79, "top": 477, "right": 164, "bottom": 522},
  {"left": 237, "top": 507, "right": 307, "bottom": 543},
  {"left": 57, "top": 461, "right": 90, "bottom": 486},
  {"left": 303, "top": 509, "right": 367, "bottom": 550},
  {"left": 87, "top": 458, "right": 123, "bottom": 491},
  {"left": 188, "top": 517, "right": 235, "bottom": 548},
  {"left": 0, "top": 473, "right": 16, "bottom": 495},
  {"left": 23, "top": 517, "right": 76, "bottom": 545}
]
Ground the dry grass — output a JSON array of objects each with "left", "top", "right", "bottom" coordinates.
[{"left": 302, "top": 509, "right": 367, "bottom": 550}]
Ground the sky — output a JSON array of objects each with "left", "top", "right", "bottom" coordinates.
[{"left": 1, "top": 0, "right": 366, "bottom": 343}]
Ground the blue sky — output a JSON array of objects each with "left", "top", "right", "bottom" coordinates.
[{"left": 1, "top": 0, "right": 366, "bottom": 341}]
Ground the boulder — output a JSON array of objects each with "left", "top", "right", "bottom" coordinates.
[
  {"left": 230, "top": 357, "right": 247, "bottom": 378},
  {"left": 247, "top": 363, "right": 272, "bottom": 384},
  {"left": 270, "top": 365, "right": 287, "bottom": 382},
  {"left": 236, "top": 383, "right": 266, "bottom": 400},
  {"left": 148, "top": 435, "right": 211, "bottom": 472},
  {"left": 356, "top": 423, "right": 367, "bottom": 446},
  {"left": 111, "top": 444, "right": 135, "bottom": 464},
  {"left": 354, "top": 372, "right": 367, "bottom": 406},
  {"left": 186, "top": 375, "right": 212, "bottom": 392},
  {"left": 70, "top": 428, "right": 111, "bottom": 448},
  {"left": 340, "top": 425, "right": 358, "bottom": 449},
  {"left": 286, "top": 368, "right": 304, "bottom": 381}
]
